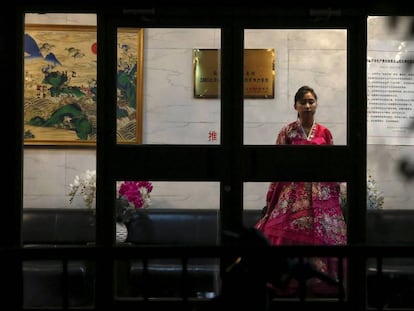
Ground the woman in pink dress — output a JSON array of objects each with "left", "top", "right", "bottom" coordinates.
[{"left": 255, "top": 85, "right": 347, "bottom": 296}]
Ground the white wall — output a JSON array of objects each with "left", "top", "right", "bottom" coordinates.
[{"left": 23, "top": 14, "right": 414, "bottom": 210}]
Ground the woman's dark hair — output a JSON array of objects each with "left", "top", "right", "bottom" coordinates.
[{"left": 294, "top": 85, "right": 317, "bottom": 103}]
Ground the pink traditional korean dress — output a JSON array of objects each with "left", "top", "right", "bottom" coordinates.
[{"left": 255, "top": 120, "right": 347, "bottom": 296}]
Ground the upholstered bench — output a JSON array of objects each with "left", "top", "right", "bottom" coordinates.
[
  {"left": 21, "top": 208, "right": 262, "bottom": 304},
  {"left": 125, "top": 209, "right": 262, "bottom": 298},
  {"left": 22, "top": 208, "right": 96, "bottom": 308},
  {"left": 21, "top": 207, "right": 414, "bottom": 307},
  {"left": 22, "top": 260, "right": 95, "bottom": 307},
  {"left": 366, "top": 209, "right": 414, "bottom": 308}
]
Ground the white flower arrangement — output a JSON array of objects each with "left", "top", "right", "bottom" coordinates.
[
  {"left": 339, "top": 174, "right": 384, "bottom": 210},
  {"left": 68, "top": 169, "right": 96, "bottom": 209}
]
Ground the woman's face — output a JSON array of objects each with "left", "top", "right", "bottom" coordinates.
[{"left": 294, "top": 91, "right": 317, "bottom": 119}]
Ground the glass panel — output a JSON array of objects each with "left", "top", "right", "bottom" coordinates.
[
  {"left": 115, "top": 181, "right": 220, "bottom": 211},
  {"left": 116, "top": 27, "right": 144, "bottom": 144},
  {"left": 367, "top": 257, "right": 414, "bottom": 308},
  {"left": 243, "top": 181, "right": 347, "bottom": 243},
  {"left": 23, "top": 14, "right": 97, "bottom": 146},
  {"left": 114, "top": 181, "right": 221, "bottom": 299},
  {"left": 23, "top": 14, "right": 97, "bottom": 247},
  {"left": 366, "top": 15, "right": 414, "bottom": 310},
  {"left": 23, "top": 260, "right": 95, "bottom": 308},
  {"left": 114, "top": 181, "right": 220, "bottom": 243},
  {"left": 367, "top": 16, "right": 414, "bottom": 212},
  {"left": 115, "top": 257, "right": 220, "bottom": 300},
  {"left": 243, "top": 181, "right": 348, "bottom": 300},
  {"left": 127, "top": 28, "right": 221, "bottom": 145},
  {"left": 243, "top": 29, "right": 347, "bottom": 146},
  {"left": 24, "top": 148, "right": 96, "bottom": 211}
]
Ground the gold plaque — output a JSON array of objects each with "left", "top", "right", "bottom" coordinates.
[
  {"left": 193, "top": 49, "right": 220, "bottom": 98},
  {"left": 193, "top": 48, "right": 275, "bottom": 98}
]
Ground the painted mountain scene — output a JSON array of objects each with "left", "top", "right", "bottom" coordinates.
[{"left": 24, "top": 25, "right": 97, "bottom": 145}]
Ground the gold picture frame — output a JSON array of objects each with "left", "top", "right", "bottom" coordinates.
[
  {"left": 23, "top": 25, "right": 144, "bottom": 146},
  {"left": 193, "top": 48, "right": 275, "bottom": 98}
]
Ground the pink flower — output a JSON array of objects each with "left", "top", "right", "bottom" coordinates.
[{"left": 118, "top": 181, "right": 153, "bottom": 209}]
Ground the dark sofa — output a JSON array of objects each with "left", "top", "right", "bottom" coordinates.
[
  {"left": 124, "top": 209, "right": 262, "bottom": 298},
  {"left": 22, "top": 208, "right": 96, "bottom": 308},
  {"left": 21, "top": 208, "right": 414, "bottom": 308},
  {"left": 21, "top": 208, "right": 261, "bottom": 307},
  {"left": 365, "top": 209, "right": 414, "bottom": 308}
]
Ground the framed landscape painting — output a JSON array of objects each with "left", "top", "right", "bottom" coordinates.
[
  {"left": 116, "top": 27, "right": 144, "bottom": 144},
  {"left": 23, "top": 24, "right": 144, "bottom": 146}
]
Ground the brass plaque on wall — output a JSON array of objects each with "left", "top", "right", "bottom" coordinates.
[{"left": 193, "top": 48, "right": 275, "bottom": 98}]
